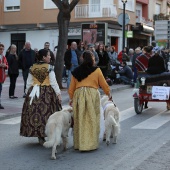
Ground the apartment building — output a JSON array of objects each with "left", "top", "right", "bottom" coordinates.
[
  {"left": 131, "top": 0, "right": 170, "bottom": 48},
  {"left": 0, "top": 0, "right": 168, "bottom": 54}
]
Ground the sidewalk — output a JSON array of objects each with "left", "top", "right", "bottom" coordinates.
[{"left": 0, "top": 75, "right": 131, "bottom": 120}]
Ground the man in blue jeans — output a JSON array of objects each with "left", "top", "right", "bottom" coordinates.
[
  {"left": 115, "top": 61, "right": 134, "bottom": 87},
  {"left": 64, "top": 42, "right": 80, "bottom": 88}
]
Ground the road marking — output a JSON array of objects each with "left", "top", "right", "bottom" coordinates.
[
  {"left": 120, "top": 107, "right": 136, "bottom": 122},
  {"left": 132, "top": 110, "right": 170, "bottom": 129},
  {"left": 0, "top": 116, "right": 21, "bottom": 125},
  {"left": 0, "top": 113, "right": 6, "bottom": 117},
  {"left": 120, "top": 107, "right": 151, "bottom": 122}
]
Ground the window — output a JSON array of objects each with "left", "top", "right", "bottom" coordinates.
[
  {"left": 155, "top": 3, "right": 161, "bottom": 15},
  {"left": 118, "top": 0, "right": 135, "bottom": 12},
  {"left": 14, "top": 6, "right": 20, "bottom": 10},
  {"left": 4, "top": 0, "right": 20, "bottom": 11},
  {"left": 136, "top": 3, "right": 142, "bottom": 22},
  {"left": 44, "top": 0, "right": 57, "bottom": 9}
]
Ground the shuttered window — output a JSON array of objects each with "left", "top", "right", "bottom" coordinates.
[{"left": 4, "top": 0, "right": 20, "bottom": 11}]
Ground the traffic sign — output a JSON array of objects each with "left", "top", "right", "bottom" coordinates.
[{"left": 118, "top": 13, "right": 130, "bottom": 26}]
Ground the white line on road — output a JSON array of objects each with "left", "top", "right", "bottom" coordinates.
[
  {"left": 120, "top": 107, "right": 136, "bottom": 122},
  {"left": 120, "top": 107, "right": 151, "bottom": 122},
  {"left": 0, "top": 116, "right": 21, "bottom": 125},
  {"left": 132, "top": 110, "right": 170, "bottom": 129},
  {"left": 0, "top": 113, "right": 7, "bottom": 117}
]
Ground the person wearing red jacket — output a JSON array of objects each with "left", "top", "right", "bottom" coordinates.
[{"left": 0, "top": 43, "right": 8, "bottom": 109}]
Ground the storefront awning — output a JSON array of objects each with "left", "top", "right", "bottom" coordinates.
[
  {"left": 140, "top": 32, "right": 153, "bottom": 37},
  {"left": 142, "top": 25, "right": 154, "bottom": 33}
]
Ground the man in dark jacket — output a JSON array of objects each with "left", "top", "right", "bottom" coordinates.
[
  {"left": 115, "top": 61, "right": 134, "bottom": 87},
  {"left": 44, "top": 42, "right": 55, "bottom": 65},
  {"left": 19, "top": 41, "right": 36, "bottom": 97},
  {"left": 64, "top": 41, "right": 79, "bottom": 88},
  {"left": 147, "top": 47, "right": 166, "bottom": 74}
]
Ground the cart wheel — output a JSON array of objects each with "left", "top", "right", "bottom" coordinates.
[{"left": 134, "top": 98, "right": 143, "bottom": 114}]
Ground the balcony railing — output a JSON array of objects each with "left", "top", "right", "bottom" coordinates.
[
  {"left": 75, "top": 4, "right": 117, "bottom": 19},
  {"left": 136, "top": 17, "right": 153, "bottom": 27}
]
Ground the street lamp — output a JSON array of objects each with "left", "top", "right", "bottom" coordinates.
[{"left": 121, "top": 0, "right": 127, "bottom": 50}]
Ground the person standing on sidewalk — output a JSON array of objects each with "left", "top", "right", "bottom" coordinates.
[
  {"left": 68, "top": 51, "right": 111, "bottom": 151},
  {"left": 19, "top": 41, "right": 36, "bottom": 98},
  {"left": 7, "top": 44, "right": 19, "bottom": 99},
  {"left": 87, "top": 43, "right": 99, "bottom": 66},
  {"left": 44, "top": 42, "right": 55, "bottom": 66},
  {"left": 132, "top": 47, "right": 142, "bottom": 83},
  {"left": 96, "top": 44, "right": 110, "bottom": 78},
  {"left": 20, "top": 49, "right": 62, "bottom": 145},
  {"left": 77, "top": 41, "right": 85, "bottom": 64},
  {"left": 0, "top": 43, "right": 8, "bottom": 109},
  {"left": 64, "top": 41, "right": 79, "bottom": 88}
]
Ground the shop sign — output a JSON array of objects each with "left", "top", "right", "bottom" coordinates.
[{"left": 126, "top": 31, "right": 133, "bottom": 38}]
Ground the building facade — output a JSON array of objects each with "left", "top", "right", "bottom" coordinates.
[
  {"left": 130, "top": 0, "right": 170, "bottom": 49},
  {"left": 0, "top": 0, "right": 169, "bottom": 54},
  {"left": 0, "top": 0, "right": 136, "bottom": 53}
]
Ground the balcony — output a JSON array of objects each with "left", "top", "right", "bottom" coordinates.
[
  {"left": 136, "top": 17, "right": 153, "bottom": 27},
  {"left": 153, "top": 14, "right": 170, "bottom": 22},
  {"left": 75, "top": 4, "right": 117, "bottom": 19}
]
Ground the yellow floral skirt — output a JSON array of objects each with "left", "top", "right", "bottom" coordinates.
[{"left": 73, "top": 87, "right": 100, "bottom": 151}]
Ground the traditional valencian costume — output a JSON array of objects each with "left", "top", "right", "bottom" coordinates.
[
  {"left": 20, "top": 62, "right": 61, "bottom": 138},
  {"left": 68, "top": 65, "right": 110, "bottom": 151}
]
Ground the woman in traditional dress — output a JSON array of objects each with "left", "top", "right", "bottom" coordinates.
[
  {"left": 68, "top": 50, "right": 111, "bottom": 151},
  {"left": 20, "top": 49, "right": 62, "bottom": 145}
]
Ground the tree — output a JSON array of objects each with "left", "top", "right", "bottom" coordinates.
[{"left": 52, "top": 0, "right": 80, "bottom": 89}]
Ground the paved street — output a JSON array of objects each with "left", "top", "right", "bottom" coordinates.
[
  {"left": 0, "top": 73, "right": 130, "bottom": 120},
  {"left": 1, "top": 81, "right": 170, "bottom": 170}
]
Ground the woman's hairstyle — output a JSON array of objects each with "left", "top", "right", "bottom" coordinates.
[
  {"left": 82, "top": 50, "right": 94, "bottom": 67},
  {"left": 10, "top": 44, "right": 17, "bottom": 54},
  {"left": 36, "top": 49, "right": 49, "bottom": 61},
  {"left": 123, "top": 47, "right": 129, "bottom": 54},
  {"left": 10, "top": 44, "right": 16, "bottom": 49},
  {"left": 143, "top": 46, "right": 153, "bottom": 53},
  {"left": 97, "top": 43, "right": 104, "bottom": 51}
]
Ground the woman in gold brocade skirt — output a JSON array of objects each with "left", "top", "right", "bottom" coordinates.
[
  {"left": 68, "top": 51, "right": 111, "bottom": 151},
  {"left": 20, "top": 49, "right": 62, "bottom": 145}
]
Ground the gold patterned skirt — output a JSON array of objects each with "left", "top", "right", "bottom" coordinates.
[
  {"left": 73, "top": 87, "right": 100, "bottom": 151},
  {"left": 20, "top": 86, "right": 61, "bottom": 137}
]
